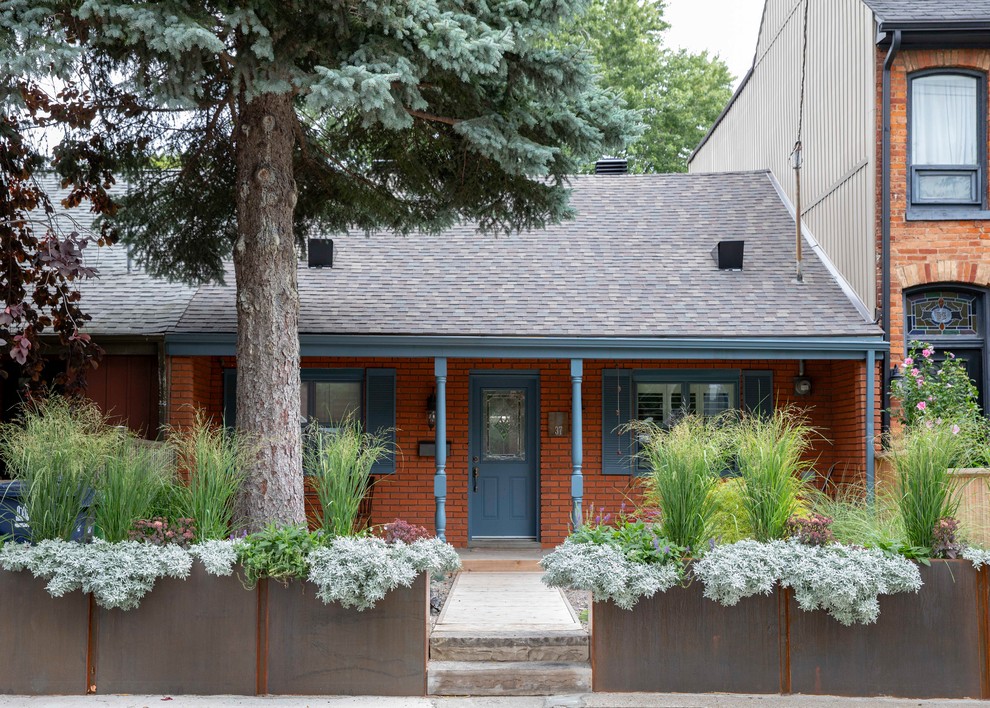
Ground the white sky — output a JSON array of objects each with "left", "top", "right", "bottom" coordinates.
[{"left": 663, "top": 0, "right": 766, "bottom": 88}]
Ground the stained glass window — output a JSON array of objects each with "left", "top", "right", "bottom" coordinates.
[
  {"left": 483, "top": 389, "right": 526, "bottom": 461},
  {"left": 906, "top": 291, "right": 980, "bottom": 337}
]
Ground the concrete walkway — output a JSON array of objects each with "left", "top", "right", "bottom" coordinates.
[{"left": 435, "top": 572, "right": 581, "bottom": 632}]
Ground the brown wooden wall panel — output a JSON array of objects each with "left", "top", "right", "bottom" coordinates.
[
  {"left": 592, "top": 582, "right": 783, "bottom": 694},
  {"left": 265, "top": 574, "right": 428, "bottom": 696},
  {"left": 85, "top": 355, "right": 159, "bottom": 438},
  {"left": 0, "top": 572, "right": 89, "bottom": 695},
  {"left": 92, "top": 564, "right": 257, "bottom": 695}
]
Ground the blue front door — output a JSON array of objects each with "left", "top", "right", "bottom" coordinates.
[{"left": 468, "top": 374, "right": 539, "bottom": 539}]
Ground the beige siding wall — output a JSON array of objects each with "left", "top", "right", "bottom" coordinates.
[{"left": 690, "top": 0, "right": 877, "bottom": 313}]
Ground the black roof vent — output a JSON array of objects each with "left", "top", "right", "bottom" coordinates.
[
  {"left": 594, "top": 157, "right": 628, "bottom": 175},
  {"left": 711, "top": 240, "right": 744, "bottom": 271},
  {"left": 307, "top": 238, "right": 334, "bottom": 268}
]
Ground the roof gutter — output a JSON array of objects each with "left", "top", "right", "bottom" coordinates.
[
  {"left": 877, "top": 20, "right": 990, "bottom": 34},
  {"left": 880, "top": 28, "right": 901, "bottom": 441}
]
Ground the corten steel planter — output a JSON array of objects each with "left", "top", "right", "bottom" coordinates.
[
  {"left": 91, "top": 562, "right": 258, "bottom": 695},
  {"left": 263, "top": 573, "right": 429, "bottom": 696},
  {"left": 0, "top": 571, "right": 89, "bottom": 695},
  {"left": 592, "top": 580, "right": 785, "bottom": 694},
  {"left": 788, "top": 560, "right": 990, "bottom": 699}
]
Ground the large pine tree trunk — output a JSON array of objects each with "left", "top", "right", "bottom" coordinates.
[{"left": 232, "top": 91, "right": 305, "bottom": 529}]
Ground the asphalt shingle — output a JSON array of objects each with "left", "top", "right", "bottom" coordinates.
[
  {"left": 862, "top": 0, "right": 990, "bottom": 23},
  {"left": 171, "top": 172, "right": 879, "bottom": 339}
]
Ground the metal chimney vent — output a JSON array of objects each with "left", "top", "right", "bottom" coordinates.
[
  {"left": 308, "top": 238, "right": 334, "bottom": 268},
  {"left": 594, "top": 157, "right": 628, "bottom": 175},
  {"left": 711, "top": 240, "right": 744, "bottom": 271}
]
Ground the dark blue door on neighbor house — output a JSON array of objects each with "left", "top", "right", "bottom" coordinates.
[{"left": 468, "top": 374, "right": 539, "bottom": 539}]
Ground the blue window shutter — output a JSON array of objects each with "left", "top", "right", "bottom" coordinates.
[
  {"left": 743, "top": 370, "right": 773, "bottom": 417},
  {"left": 222, "top": 369, "right": 237, "bottom": 428},
  {"left": 366, "top": 369, "right": 396, "bottom": 475},
  {"left": 602, "top": 370, "right": 633, "bottom": 475}
]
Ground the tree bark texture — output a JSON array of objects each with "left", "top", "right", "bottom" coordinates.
[{"left": 233, "top": 91, "right": 305, "bottom": 529}]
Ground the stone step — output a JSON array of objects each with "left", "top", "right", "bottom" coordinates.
[
  {"left": 430, "top": 629, "right": 589, "bottom": 662},
  {"left": 427, "top": 660, "right": 592, "bottom": 696},
  {"left": 458, "top": 558, "right": 543, "bottom": 572}
]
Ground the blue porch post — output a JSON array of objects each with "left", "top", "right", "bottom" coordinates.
[
  {"left": 571, "top": 359, "right": 583, "bottom": 528},
  {"left": 866, "top": 349, "right": 876, "bottom": 503},
  {"left": 434, "top": 357, "right": 448, "bottom": 541}
]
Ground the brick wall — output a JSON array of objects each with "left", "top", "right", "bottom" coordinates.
[
  {"left": 878, "top": 48, "right": 990, "bottom": 369},
  {"left": 169, "top": 355, "right": 869, "bottom": 547}
]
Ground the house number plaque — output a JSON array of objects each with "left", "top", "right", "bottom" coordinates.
[{"left": 548, "top": 412, "right": 569, "bottom": 437}]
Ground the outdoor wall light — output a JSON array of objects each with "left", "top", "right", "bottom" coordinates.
[
  {"left": 793, "top": 360, "right": 812, "bottom": 396},
  {"left": 427, "top": 392, "right": 437, "bottom": 430}
]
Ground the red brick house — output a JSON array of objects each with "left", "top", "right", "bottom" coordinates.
[
  {"left": 70, "top": 171, "right": 883, "bottom": 546},
  {"left": 689, "top": 0, "right": 990, "bottom": 466}
]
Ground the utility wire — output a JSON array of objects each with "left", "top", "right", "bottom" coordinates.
[{"left": 792, "top": 0, "right": 811, "bottom": 284}]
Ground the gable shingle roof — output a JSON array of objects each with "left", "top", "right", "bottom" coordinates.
[
  {"left": 862, "top": 0, "right": 990, "bottom": 25},
  {"left": 167, "top": 172, "right": 879, "bottom": 339}
]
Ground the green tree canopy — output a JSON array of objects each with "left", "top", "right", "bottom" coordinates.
[
  {"left": 559, "top": 0, "right": 734, "bottom": 172},
  {"left": 1, "top": 0, "right": 638, "bottom": 527}
]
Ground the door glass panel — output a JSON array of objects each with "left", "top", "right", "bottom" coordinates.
[{"left": 483, "top": 389, "right": 526, "bottom": 461}]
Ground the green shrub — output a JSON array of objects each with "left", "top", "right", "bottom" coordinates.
[
  {"left": 303, "top": 417, "right": 390, "bottom": 536},
  {"left": 0, "top": 397, "right": 112, "bottom": 541},
  {"left": 734, "top": 409, "right": 814, "bottom": 542},
  {"left": 709, "top": 478, "right": 754, "bottom": 543},
  {"left": 570, "top": 510, "right": 684, "bottom": 565},
  {"left": 237, "top": 523, "right": 324, "bottom": 587},
  {"left": 629, "top": 415, "right": 732, "bottom": 553},
  {"left": 171, "top": 412, "right": 250, "bottom": 540},
  {"left": 893, "top": 423, "right": 965, "bottom": 551}
]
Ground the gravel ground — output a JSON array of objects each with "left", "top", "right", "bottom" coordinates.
[
  {"left": 562, "top": 588, "right": 591, "bottom": 627},
  {"left": 430, "top": 573, "right": 456, "bottom": 627}
]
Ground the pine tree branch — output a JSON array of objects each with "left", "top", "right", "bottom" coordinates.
[{"left": 405, "top": 109, "right": 461, "bottom": 126}]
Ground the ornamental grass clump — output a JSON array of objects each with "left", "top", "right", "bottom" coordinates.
[
  {"left": 171, "top": 412, "right": 251, "bottom": 540},
  {"left": 630, "top": 415, "right": 732, "bottom": 552},
  {"left": 94, "top": 436, "right": 172, "bottom": 543},
  {"left": 734, "top": 409, "right": 815, "bottom": 541},
  {"left": 892, "top": 423, "right": 965, "bottom": 552},
  {"left": 0, "top": 396, "right": 113, "bottom": 541},
  {"left": 303, "top": 417, "right": 390, "bottom": 536}
]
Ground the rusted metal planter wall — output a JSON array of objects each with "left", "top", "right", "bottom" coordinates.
[
  {"left": 0, "top": 569, "right": 428, "bottom": 696},
  {"left": 592, "top": 582, "right": 785, "bottom": 694},
  {"left": 93, "top": 563, "right": 258, "bottom": 695},
  {"left": 788, "top": 561, "right": 989, "bottom": 699},
  {"left": 264, "top": 573, "right": 429, "bottom": 695},
  {"left": 593, "top": 561, "right": 990, "bottom": 699},
  {"left": 0, "top": 572, "right": 89, "bottom": 695}
]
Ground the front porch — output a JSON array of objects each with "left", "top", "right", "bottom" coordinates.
[{"left": 166, "top": 334, "right": 885, "bottom": 547}]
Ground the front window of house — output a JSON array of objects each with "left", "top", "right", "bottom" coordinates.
[
  {"left": 910, "top": 72, "right": 984, "bottom": 207},
  {"left": 300, "top": 380, "right": 362, "bottom": 429}
]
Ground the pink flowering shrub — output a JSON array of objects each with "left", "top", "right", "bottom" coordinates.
[
  {"left": 786, "top": 513, "right": 835, "bottom": 547},
  {"left": 380, "top": 519, "right": 433, "bottom": 544},
  {"left": 892, "top": 341, "right": 981, "bottom": 428},
  {"left": 129, "top": 517, "right": 197, "bottom": 548}
]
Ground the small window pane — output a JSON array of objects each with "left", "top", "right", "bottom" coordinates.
[
  {"left": 636, "top": 383, "right": 686, "bottom": 427},
  {"left": 907, "top": 291, "right": 980, "bottom": 337},
  {"left": 912, "top": 74, "right": 978, "bottom": 166},
  {"left": 688, "top": 383, "right": 736, "bottom": 418},
  {"left": 302, "top": 381, "right": 361, "bottom": 426},
  {"left": 483, "top": 389, "right": 526, "bottom": 461},
  {"left": 916, "top": 171, "right": 976, "bottom": 203}
]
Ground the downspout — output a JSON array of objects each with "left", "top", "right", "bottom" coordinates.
[{"left": 880, "top": 29, "right": 901, "bottom": 443}]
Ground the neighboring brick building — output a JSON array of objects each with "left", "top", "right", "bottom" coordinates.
[
  {"left": 689, "top": 0, "right": 990, "bottom": 454},
  {"left": 73, "top": 172, "right": 883, "bottom": 546}
]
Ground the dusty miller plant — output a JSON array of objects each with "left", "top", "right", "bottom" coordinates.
[
  {"left": 962, "top": 546, "right": 990, "bottom": 570},
  {"left": 540, "top": 540, "right": 682, "bottom": 610},
  {"left": 694, "top": 539, "right": 921, "bottom": 626},
  {"left": 188, "top": 539, "right": 242, "bottom": 577},
  {"left": 307, "top": 537, "right": 460, "bottom": 611},
  {"left": 0, "top": 539, "right": 191, "bottom": 610}
]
